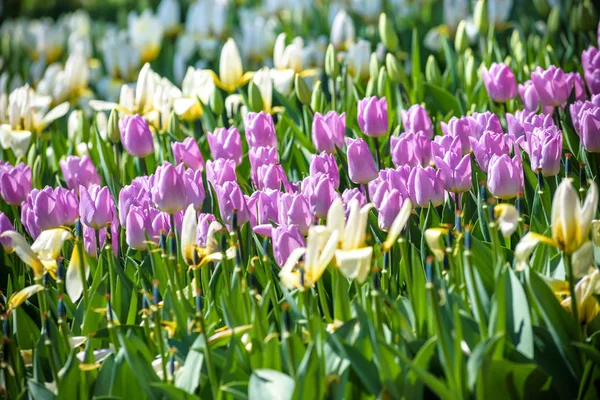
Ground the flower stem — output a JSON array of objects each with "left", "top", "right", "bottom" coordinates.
[{"left": 564, "top": 253, "right": 583, "bottom": 341}]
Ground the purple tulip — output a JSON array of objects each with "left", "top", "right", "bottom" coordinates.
[
  {"left": 468, "top": 112, "right": 503, "bottom": 139},
  {"left": 197, "top": 213, "right": 217, "bottom": 247},
  {"left": 346, "top": 137, "right": 378, "bottom": 184},
  {"left": 60, "top": 156, "right": 101, "bottom": 192},
  {"left": 582, "top": 46, "right": 600, "bottom": 95},
  {"left": 368, "top": 167, "right": 410, "bottom": 208},
  {"left": 434, "top": 147, "right": 472, "bottom": 193},
  {"left": 83, "top": 219, "right": 119, "bottom": 257},
  {"left": 518, "top": 80, "right": 554, "bottom": 114},
  {"left": 279, "top": 192, "right": 313, "bottom": 234},
  {"left": 517, "top": 126, "right": 562, "bottom": 176},
  {"left": 401, "top": 104, "right": 433, "bottom": 139},
  {"left": 249, "top": 146, "right": 279, "bottom": 183},
  {"left": 0, "top": 212, "right": 15, "bottom": 253},
  {"left": 487, "top": 154, "right": 523, "bottom": 199},
  {"left": 272, "top": 225, "right": 306, "bottom": 267},
  {"left": 126, "top": 205, "right": 149, "bottom": 250},
  {"left": 118, "top": 177, "right": 151, "bottom": 226},
  {"left": 151, "top": 209, "right": 172, "bottom": 239},
  {"left": 566, "top": 72, "right": 586, "bottom": 102},
  {"left": 79, "top": 184, "right": 114, "bottom": 229},
  {"left": 245, "top": 111, "right": 277, "bottom": 148},
  {"left": 179, "top": 164, "right": 206, "bottom": 209},
  {"left": 0, "top": 162, "right": 32, "bottom": 205},
  {"left": 358, "top": 96, "right": 388, "bottom": 137},
  {"left": 407, "top": 166, "right": 445, "bottom": 208},
  {"left": 481, "top": 63, "right": 517, "bottom": 102},
  {"left": 301, "top": 174, "right": 340, "bottom": 219},
  {"left": 215, "top": 181, "right": 250, "bottom": 228},
  {"left": 469, "top": 131, "right": 512, "bottom": 172},
  {"left": 506, "top": 110, "right": 533, "bottom": 138},
  {"left": 119, "top": 114, "right": 155, "bottom": 157},
  {"left": 580, "top": 107, "right": 600, "bottom": 152},
  {"left": 247, "top": 190, "right": 278, "bottom": 227},
  {"left": 151, "top": 162, "right": 187, "bottom": 214},
  {"left": 21, "top": 187, "right": 79, "bottom": 237},
  {"left": 377, "top": 189, "right": 405, "bottom": 231},
  {"left": 570, "top": 101, "right": 598, "bottom": 134},
  {"left": 207, "top": 126, "right": 243, "bottom": 165},
  {"left": 390, "top": 131, "right": 432, "bottom": 168},
  {"left": 341, "top": 188, "right": 366, "bottom": 211},
  {"left": 310, "top": 152, "right": 340, "bottom": 188},
  {"left": 530, "top": 66, "right": 570, "bottom": 107},
  {"left": 441, "top": 116, "right": 472, "bottom": 154},
  {"left": 312, "top": 111, "right": 346, "bottom": 152},
  {"left": 172, "top": 137, "right": 205, "bottom": 172},
  {"left": 255, "top": 164, "right": 292, "bottom": 192},
  {"left": 206, "top": 158, "right": 237, "bottom": 187}
]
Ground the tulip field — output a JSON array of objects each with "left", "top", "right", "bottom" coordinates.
[{"left": 2, "top": 0, "right": 600, "bottom": 398}]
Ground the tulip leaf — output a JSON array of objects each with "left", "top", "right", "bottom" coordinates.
[
  {"left": 424, "top": 83, "right": 464, "bottom": 117},
  {"left": 248, "top": 369, "right": 295, "bottom": 400}
]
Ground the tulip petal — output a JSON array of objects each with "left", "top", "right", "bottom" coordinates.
[
  {"left": 39, "top": 102, "right": 70, "bottom": 131},
  {"left": 514, "top": 232, "right": 557, "bottom": 271},
  {"left": 181, "top": 204, "right": 198, "bottom": 265},
  {"left": 494, "top": 204, "right": 519, "bottom": 238},
  {"left": 424, "top": 227, "right": 449, "bottom": 262},
  {"left": 579, "top": 181, "right": 599, "bottom": 245},
  {"left": 383, "top": 199, "right": 412, "bottom": 251},
  {"left": 66, "top": 245, "right": 86, "bottom": 302},
  {"left": 336, "top": 247, "right": 373, "bottom": 284},
  {"left": 1, "top": 231, "right": 44, "bottom": 278},
  {"left": 8, "top": 284, "right": 44, "bottom": 311},
  {"left": 572, "top": 241, "right": 595, "bottom": 279}
]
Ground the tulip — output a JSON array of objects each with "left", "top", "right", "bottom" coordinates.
[
  {"left": 377, "top": 189, "right": 405, "bottom": 231},
  {"left": 469, "top": 130, "right": 512, "bottom": 172},
  {"left": 407, "top": 166, "right": 445, "bottom": 207},
  {"left": 368, "top": 167, "right": 410, "bottom": 208},
  {"left": 247, "top": 190, "right": 278, "bottom": 228},
  {"left": 401, "top": 104, "right": 433, "bottom": 139},
  {"left": 390, "top": 131, "right": 432, "bottom": 168},
  {"left": 171, "top": 137, "right": 205, "bottom": 172},
  {"left": 570, "top": 101, "right": 597, "bottom": 134},
  {"left": 0, "top": 162, "right": 32, "bottom": 205},
  {"left": 151, "top": 210, "right": 172, "bottom": 239},
  {"left": 554, "top": 179, "right": 598, "bottom": 254},
  {"left": 125, "top": 205, "right": 149, "bottom": 250},
  {"left": 118, "top": 177, "right": 151, "bottom": 226},
  {"left": 254, "top": 164, "right": 292, "bottom": 192},
  {"left": 434, "top": 147, "right": 472, "bottom": 193},
  {"left": 582, "top": 46, "right": 600, "bottom": 95},
  {"left": 506, "top": 110, "right": 534, "bottom": 138},
  {"left": 273, "top": 225, "right": 306, "bottom": 267},
  {"left": 21, "top": 187, "right": 79, "bottom": 238},
  {"left": 197, "top": 213, "right": 217, "bottom": 247},
  {"left": 580, "top": 108, "right": 600, "bottom": 152},
  {"left": 468, "top": 111, "right": 504, "bottom": 139},
  {"left": 79, "top": 185, "right": 114, "bottom": 229},
  {"left": 206, "top": 159, "right": 237, "bottom": 187},
  {"left": 60, "top": 156, "right": 101, "bottom": 191},
  {"left": 219, "top": 38, "right": 244, "bottom": 92},
  {"left": 517, "top": 126, "right": 562, "bottom": 176},
  {"left": 330, "top": 9, "right": 355, "bottom": 51},
  {"left": 312, "top": 111, "right": 346, "bottom": 153},
  {"left": 128, "top": 10, "right": 164, "bottom": 63},
  {"left": 0, "top": 212, "right": 15, "bottom": 253},
  {"left": 346, "top": 39, "right": 371, "bottom": 80},
  {"left": 207, "top": 126, "right": 243, "bottom": 165},
  {"left": 341, "top": 188, "right": 366, "bottom": 214},
  {"left": 441, "top": 116, "right": 472, "bottom": 153},
  {"left": 566, "top": 72, "right": 587, "bottom": 102},
  {"left": 279, "top": 193, "right": 313, "bottom": 235},
  {"left": 83, "top": 220, "right": 119, "bottom": 258},
  {"left": 301, "top": 174, "right": 340, "bottom": 219},
  {"left": 530, "top": 66, "right": 570, "bottom": 107},
  {"left": 245, "top": 111, "right": 277, "bottom": 149},
  {"left": 180, "top": 166, "right": 206, "bottom": 210},
  {"left": 215, "top": 181, "right": 250, "bottom": 228},
  {"left": 346, "top": 138, "right": 378, "bottom": 184},
  {"left": 157, "top": 0, "right": 181, "bottom": 36},
  {"left": 518, "top": 80, "right": 543, "bottom": 113},
  {"left": 494, "top": 204, "right": 519, "bottom": 238},
  {"left": 443, "top": 0, "right": 469, "bottom": 31},
  {"left": 481, "top": 62, "right": 517, "bottom": 102},
  {"left": 561, "top": 269, "right": 600, "bottom": 325},
  {"left": 357, "top": 96, "right": 388, "bottom": 137},
  {"left": 151, "top": 162, "right": 187, "bottom": 214},
  {"left": 310, "top": 152, "right": 340, "bottom": 189},
  {"left": 487, "top": 154, "right": 523, "bottom": 200},
  {"left": 119, "top": 114, "right": 155, "bottom": 157}
]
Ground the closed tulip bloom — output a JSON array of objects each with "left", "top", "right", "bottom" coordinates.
[
  {"left": 219, "top": 38, "right": 244, "bottom": 92},
  {"left": 407, "top": 166, "right": 445, "bottom": 207},
  {"left": 247, "top": 190, "right": 278, "bottom": 227},
  {"left": 207, "top": 126, "right": 243, "bottom": 165},
  {"left": 279, "top": 193, "right": 313, "bottom": 234},
  {"left": 310, "top": 152, "right": 340, "bottom": 188},
  {"left": 60, "top": 156, "right": 101, "bottom": 191},
  {"left": 401, "top": 104, "right": 434, "bottom": 139},
  {"left": 273, "top": 225, "right": 306, "bottom": 267},
  {"left": 312, "top": 111, "right": 346, "bottom": 153},
  {"left": 506, "top": 110, "right": 533, "bottom": 138},
  {"left": 518, "top": 126, "right": 562, "bottom": 176},
  {"left": 481, "top": 62, "right": 517, "bottom": 102},
  {"left": 83, "top": 220, "right": 119, "bottom": 258},
  {"left": 342, "top": 188, "right": 366, "bottom": 211},
  {"left": 56, "top": 188, "right": 79, "bottom": 226},
  {"left": 357, "top": 96, "right": 388, "bottom": 137},
  {"left": 580, "top": 108, "right": 600, "bottom": 152},
  {"left": 390, "top": 131, "right": 432, "bottom": 168},
  {"left": 126, "top": 205, "right": 149, "bottom": 250},
  {"left": 206, "top": 159, "right": 237, "bottom": 187},
  {"left": 151, "top": 210, "right": 172, "bottom": 238},
  {"left": 566, "top": 72, "right": 586, "bottom": 102},
  {"left": 118, "top": 179, "right": 151, "bottom": 226},
  {"left": 79, "top": 184, "right": 114, "bottom": 229},
  {"left": 582, "top": 46, "right": 600, "bottom": 95},
  {"left": 0, "top": 212, "right": 15, "bottom": 253},
  {"left": 180, "top": 165, "right": 206, "bottom": 209},
  {"left": 0, "top": 162, "right": 32, "bottom": 205},
  {"left": 434, "top": 148, "right": 472, "bottom": 193},
  {"left": 119, "top": 114, "right": 155, "bottom": 157},
  {"left": 151, "top": 162, "right": 187, "bottom": 214},
  {"left": 469, "top": 131, "right": 512, "bottom": 172},
  {"left": 570, "top": 101, "right": 597, "bottom": 134},
  {"left": 255, "top": 164, "right": 292, "bottom": 192},
  {"left": 441, "top": 116, "right": 472, "bottom": 153},
  {"left": 330, "top": 9, "right": 356, "bottom": 50},
  {"left": 531, "top": 66, "right": 570, "bottom": 107},
  {"left": 215, "top": 181, "right": 250, "bottom": 228},
  {"left": 468, "top": 111, "right": 504, "bottom": 138},
  {"left": 172, "top": 137, "right": 204, "bottom": 172},
  {"left": 301, "top": 174, "right": 340, "bottom": 219},
  {"left": 518, "top": 80, "right": 542, "bottom": 112},
  {"left": 377, "top": 189, "right": 405, "bottom": 231},
  {"left": 346, "top": 138, "right": 378, "bottom": 184},
  {"left": 249, "top": 146, "right": 279, "bottom": 182},
  {"left": 368, "top": 167, "right": 410, "bottom": 208},
  {"left": 21, "top": 187, "right": 79, "bottom": 237},
  {"left": 245, "top": 111, "right": 277, "bottom": 149},
  {"left": 197, "top": 213, "right": 217, "bottom": 247},
  {"left": 487, "top": 154, "right": 523, "bottom": 200}
]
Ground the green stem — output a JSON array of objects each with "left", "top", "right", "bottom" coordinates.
[
  {"left": 316, "top": 278, "right": 332, "bottom": 323},
  {"left": 564, "top": 253, "right": 583, "bottom": 341}
]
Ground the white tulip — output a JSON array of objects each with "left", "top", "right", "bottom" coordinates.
[{"left": 330, "top": 9, "right": 356, "bottom": 51}]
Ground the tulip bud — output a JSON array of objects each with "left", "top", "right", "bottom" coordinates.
[
  {"left": 378, "top": 13, "right": 399, "bottom": 52},
  {"left": 107, "top": 109, "right": 120, "bottom": 144},
  {"left": 546, "top": 7, "right": 561, "bottom": 34},
  {"left": 533, "top": 0, "right": 551, "bottom": 17},
  {"left": 369, "top": 53, "right": 380, "bottom": 81},
  {"left": 210, "top": 88, "right": 224, "bottom": 116},
  {"left": 474, "top": 0, "right": 489, "bottom": 34},
  {"left": 425, "top": 55, "right": 441, "bottom": 85},
  {"left": 325, "top": 44, "right": 340, "bottom": 79},
  {"left": 464, "top": 50, "right": 477, "bottom": 90},
  {"left": 248, "top": 81, "right": 264, "bottom": 113},
  {"left": 365, "top": 77, "right": 376, "bottom": 98},
  {"left": 377, "top": 67, "right": 388, "bottom": 98},
  {"left": 295, "top": 74, "right": 311, "bottom": 105},
  {"left": 311, "top": 81, "right": 325, "bottom": 113},
  {"left": 454, "top": 20, "right": 469, "bottom": 53},
  {"left": 386, "top": 53, "right": 405, "bottom": 84}
]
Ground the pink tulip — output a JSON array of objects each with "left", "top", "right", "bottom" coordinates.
[
  {"left": 272, "top": 225, "right": 306, "bottom": 266},
  {"left": 582, "top": 46, "right": 600, "bottom": 95},
  {"left": 441, "top": 116, "right": 472, "bottom": 153},
  {"left": 434, "top": 146, "right": 472, "bottom": 193},
  {"left": 469, "top": 131, "right": 512, "bottom": 172},
  {"left": 60, "top": 156, "right": 101, "bottom": 192},
  {"left": 407, "top": 166, "right": 445, "bottom": 207},
  {"left": 215, "top": 181, "right": 250, "bottom": 228},
  {"left": 530, "top": 66, "right": 570, "bottom": 107},
  {"left": 517, "top": 126, "right": 562, "bottom": 176},
  {"left": 390, "top": 131, "right": 432, "bottom": 168},
  {"left": 0, "top": 162, "right": 32, "bottom": 205},
  {"left": 310, "top": 152, "right": 340, "bottom": 188},
  {"left": 301, "top": 174, "right": 340, "bottom": 219},
  {"left": 119, "top": 114, "right": 155, "bottom": 157},
  {"left": 245, "top": 111, "right": 277, "bottom": 148},
  {"left": 172, "top": 137, "right": 205, "bottom": 172},
  {"left": 279, "top": 192, "right": 313, "bottom": 234},
  {"left": 312, "top": 111, "right": 346, "bottom": 152},
  {"left": 207, "top": 126, "right": 243, "bottom": 165},
  {"left": 249, "top": 146, "right": 279, "bottom": 183},
  {"left": 79, "top": 184, "right": 114, "bottom": 229},
  {"left": 401, "top": 104, "right": 433, "bottom": 139},
  {"left": 358, "top": 96, "right": 388, "bottom": 137},
  {"left": 151, "top": 162, "right": 187, "bottom": 214},
  {"left": 206, "top": 158, "right": 237, "bottom": 187},
  {"left": 247, "top": 190, "right": 278, "bottom": 227},
  {"left": 346, "top": 137, "right": 378, "bottom": 184},
  {"left": 487, "top": 154, "right": 523, "bottom": 199},
  {"left": 481, "top": 63, "right": 517, "bottom": 102},
  {"left": 0, "top": 212, "right": 15, "bottom": 253}
]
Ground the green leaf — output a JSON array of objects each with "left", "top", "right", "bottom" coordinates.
[
  {"left": 27, "top": 379, "right": 56, "bottom": 400},
  {"left": 424, "top": 83, "right": 463, "bottom": 117},
  {"left": 176, "top": 335, "right": 205, "bottom": 394},
  {"left": 151, "top": 383, "right": 201, "bottom": 400},
  {"left": 480, "top": 360, "right": 557, "bottom": 399},
  {"left": 248, "top": 369, "right": 295, "bottom": 400}
]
